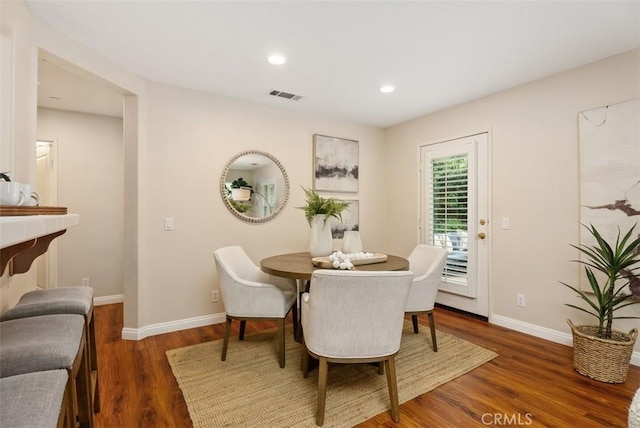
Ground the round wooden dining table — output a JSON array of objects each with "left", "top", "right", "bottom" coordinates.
[
  {"left": 260, "top": 251, "right": 409, "bottom": 341},
  {"left": 260, "top": 251, "right": 409, "bottom": 281}
]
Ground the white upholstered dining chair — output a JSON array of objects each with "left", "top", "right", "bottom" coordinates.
[
  {"left": 213, "top": 246, "right": 297, "bottom": 368},
  {"left": 301, "top": 270, "right": 413, "bottom": 426},
  {"left": 405, "top": 245, "right": 448, "bottom": 351}
]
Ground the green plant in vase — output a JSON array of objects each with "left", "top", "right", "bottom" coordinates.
[
  {"left": 561, "top": 222, "right": 639, "bottom": 383},
  {"left": 227, "top": 177, "right": 253, "bottom": 203},
  {"left": 297, "top": 187, "right": 349, "bottom": 226},
  {"left": 230, "top": 177, "right": 252, "bottom": 191},
  {"left": 562, "top": 223, "right": 640, "bottom": 339},
  {"left": 298, "top": 187, "right": 350, "bottom": 257}
]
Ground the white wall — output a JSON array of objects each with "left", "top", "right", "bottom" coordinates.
[
  {"left": 2, "top": 1, "right": 638, "bottom": 355},
  {"left": 385, "top": 49, "right": 640, "bottom": 353},
  {"left": 139, "top": 81, "right": 385, "bottom": 327},
  {"left": 1, "top": 0, "right": 43, "bottom": 309},
  {"left": 0, "top": 0, "right": 146, "bottom": 319},
  {"left": 37, "top": 108, "right": 124, "bottom": 298}
]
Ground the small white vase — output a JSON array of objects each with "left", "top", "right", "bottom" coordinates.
[
  {"left": 342, "top": 231, "right": 363, "bottom": 254},
  {"left": 231, "top": 188, "right": 251, "bottom": 202},
  {"left": 309, "top": 215, "right": 333, "bottom": 257}
]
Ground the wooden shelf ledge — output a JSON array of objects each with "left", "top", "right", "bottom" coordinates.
[{"left": 0, "top": 214, "right": 79, "bottom": 276}]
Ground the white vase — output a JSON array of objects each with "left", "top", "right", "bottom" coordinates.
[
  {"left": 231, "top": 188, "right": 251, "bottom": 202},
  {"left": 309, "top": 215, "right": 333, "bottom": 257},
  {"left": 342, "top": 231, "right": 363, "bottom": 254}
]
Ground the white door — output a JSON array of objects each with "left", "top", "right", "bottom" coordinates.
[
  {"left": 35, "top": 140, "right": 58, "bottom": 288},
  {"left": 419, "top": 133, "right": 490, "bottom": 318}
]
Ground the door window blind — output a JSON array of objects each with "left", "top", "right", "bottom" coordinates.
[{"left": 428, "top": 154, "right": 469, "bottom": 282}]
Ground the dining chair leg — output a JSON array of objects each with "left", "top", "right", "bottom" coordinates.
[
  {"left": 411, "top": 314, "right": 419, "bottom": 334},
  {"left": 427, "top": 311, "right": 438, "bottom": 352},
  {"left": 221, "top": 317, "right": 232, "bottom": 361},
  {"left": 302, "top": 346, "right": 309, "bottom": 378},
  {"left": 278, "top": 318, "right": 285, "bottom": 368},
  {"left": 291, "top": 301, "right": 298, "bottom": 338},
  {"left": 385, "top": 356, "right": 400, "bottom": 423},
  {"left": 239, "top": 320, "right": 247, "bottom": 340},
  {"left": 316, "top": 357, "right": 328, "bottom": 426}
]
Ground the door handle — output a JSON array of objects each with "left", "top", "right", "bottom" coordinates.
[{"left": 478, "top": 232, "right": 486, "bottom": 239}]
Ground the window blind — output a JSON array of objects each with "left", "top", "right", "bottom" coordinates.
[
  {"left": 427, "top": 154, "right": 469, "bottom": 282},
  {"left": 262, "top": 183, "right": 276, "bottom": 216}
]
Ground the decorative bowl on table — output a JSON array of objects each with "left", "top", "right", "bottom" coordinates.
[{"left": 311, "top": 251, "right": 388, "bottom": 270}]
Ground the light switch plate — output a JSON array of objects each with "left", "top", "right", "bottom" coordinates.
[{"left": 165, "top": 217, "right": 174, "bottom": 231}]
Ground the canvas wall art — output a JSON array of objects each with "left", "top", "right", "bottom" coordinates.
[
  {"left": 578, "top": 99, "right": 640, "bottom": 289},
  {"left": 313, "top": 134, "right": 358, "bottom": 192}
]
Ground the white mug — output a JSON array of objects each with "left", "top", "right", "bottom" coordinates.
[
  {"left": 18, "top": 184, "right": 40, "bottom": 206},
  {"left": 0, "top": 182, "right": 23, "bottom": 205},
  {"left": 29, "top": 190, "right": 41, "bottom": 206}
]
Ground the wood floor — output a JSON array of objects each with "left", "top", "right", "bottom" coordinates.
[{"left": 93, "top": 303, "right": 639, "bottom": 427}]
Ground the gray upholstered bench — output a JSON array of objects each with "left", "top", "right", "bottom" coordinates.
[
  {"left": 0, "top": 286, "right": 100, "bottom": 413},
  {"left": 0, "top": 370, "right": 70, "bottom": 428},
  {"left": 0, "top": 314, "right": 92, "bottom": 428}
]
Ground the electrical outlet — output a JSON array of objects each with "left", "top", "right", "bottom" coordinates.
[
  {"left": 211, "top": 290, "right": 219, "bottom": 303},
  {"left": 517, "top": 294, "right": 526, "bottom": 307},
  {"left": 82, "top": 277, "right": 90, "bottom": 287}
]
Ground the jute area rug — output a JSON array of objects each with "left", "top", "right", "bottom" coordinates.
[{"left": 167, "top": 322, "right": 497, "bottom": 428}]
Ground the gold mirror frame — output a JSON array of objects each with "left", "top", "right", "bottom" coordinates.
[{"left": 220, "top": 150, "right": 289, "bottom": 223}]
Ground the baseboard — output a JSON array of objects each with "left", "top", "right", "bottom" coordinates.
[
  {"left": 121, "top": 312, "right": 226, "bottom": 340},
  {"left": 115, "top": 309, "right": 639, "bottom": 367},
  {"left": 436, "top": 303, "right": 489, "bottom": 322},
  {"left": 93, "top": 294, "right": 123, "bottom": 306},
  {"left": 492, "top": 314, "right": 640, "bottom": 367}
]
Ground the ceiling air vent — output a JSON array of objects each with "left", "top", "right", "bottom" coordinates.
[{"left": 269, "top": 90, "right": 302, "bottom": 101}]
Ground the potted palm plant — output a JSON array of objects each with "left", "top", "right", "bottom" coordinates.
[
  {"left": 298, "top": 187, "right": 349, "bottom": 257},
  {"left": 561, "top": 223, "right": 640, "bottom": 383}
]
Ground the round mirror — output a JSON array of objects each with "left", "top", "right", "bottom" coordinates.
[{"left": 220, "top": 150, "right": 289, "bottom": 223}]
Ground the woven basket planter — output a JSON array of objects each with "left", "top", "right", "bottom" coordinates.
[{"left": 567, "top": 319, "right": 638, "bottom": 384}]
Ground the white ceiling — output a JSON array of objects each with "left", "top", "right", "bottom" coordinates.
[
  {"left": 29, "top": 1, "right": 640, "bottom": 128},
  {"left": 38, "top": 53, "right": 125, "bottom": 118}
]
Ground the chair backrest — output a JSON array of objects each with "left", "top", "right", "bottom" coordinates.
[
  {"left": 405, "top": 245, "right": 448, "bottom": 312},
  {"left": 303, "top": 270, "right": 413, "bottom": 359},
  {"left": 213, "top": 246, "right": 269, "bottom": 314}
]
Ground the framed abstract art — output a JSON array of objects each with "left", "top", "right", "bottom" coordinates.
[{"left": 313, "top": 134, "right": 359, "bottom": 193}]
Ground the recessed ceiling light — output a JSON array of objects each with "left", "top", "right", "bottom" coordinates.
[
  {"left": 379, "top": 85, "right": 395, "bottom": 94},
  {"left": 268, "top": 54, "right": 286, "bottom": 65}
]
